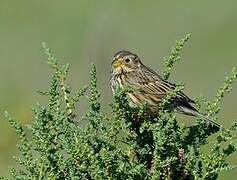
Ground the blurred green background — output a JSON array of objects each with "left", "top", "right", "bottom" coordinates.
[{"left": 0, "top": 0, "right": 236, "bottom": 179}]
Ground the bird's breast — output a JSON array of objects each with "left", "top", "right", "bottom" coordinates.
[{"left": 110, "top": 74, "right": 126, "bottom": 93}]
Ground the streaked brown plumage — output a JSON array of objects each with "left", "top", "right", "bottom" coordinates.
[{"left": 110, "top": 50, "right": 220, "bottom": 129}]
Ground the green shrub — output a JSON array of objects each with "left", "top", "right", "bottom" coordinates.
[{"left": 3, "top": 35, "right": 237, "bottom": 179}]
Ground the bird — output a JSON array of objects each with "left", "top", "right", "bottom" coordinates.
[{"left": 110, "top": 50, "right": 221, "bottom": 129}]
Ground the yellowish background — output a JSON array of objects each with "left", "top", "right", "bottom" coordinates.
[{"left": 0, "top": 0, "right": 236, "bottom": 179}]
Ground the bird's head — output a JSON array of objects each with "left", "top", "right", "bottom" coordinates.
[{"left": 111, "top": 50, "right": 141, "bottom": 74}]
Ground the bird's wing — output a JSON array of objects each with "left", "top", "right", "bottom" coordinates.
[{"left": 126, "top": 65, "right": 194, "bottom": 103}]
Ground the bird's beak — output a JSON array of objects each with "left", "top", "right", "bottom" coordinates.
[{"left": 112, "top": 58, "right": 123, "bottom": 69}]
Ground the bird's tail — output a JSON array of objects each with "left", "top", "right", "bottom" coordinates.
[
  {"left": 191, "top": 110, "right": 221, "bottom": 130},
  {"left": 177, "top": 105, "right": 222, "bottom": 130}
]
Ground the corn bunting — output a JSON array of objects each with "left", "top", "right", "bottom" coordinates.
[{"left": 110, "top": 50, "right": 220, "bottom": 129}]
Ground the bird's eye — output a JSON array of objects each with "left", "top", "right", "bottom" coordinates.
[{"left": 125, "top": 58, "right": 130, "bottom": 63}]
